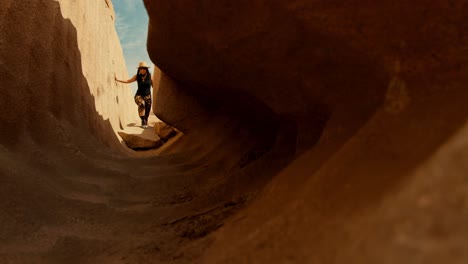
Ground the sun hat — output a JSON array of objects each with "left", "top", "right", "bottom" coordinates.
[{"left": 137, "top": 61, "right": 150, "bottom": 68}]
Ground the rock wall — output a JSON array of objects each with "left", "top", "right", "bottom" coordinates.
[
  {"left": 0, "top": 2, "right": 147, "bottom": 260},
  {"left": 58, "top": 0, "right": 137, "bottom": 134},
  {"left": 145, "top": 0, "right": 468, "bottom": 263},
  {"left": 0, "top": 0, "right": 467, "bottom": 262},
  {"left": 0, "top": 0, "right": 135, "bottom": 150}
]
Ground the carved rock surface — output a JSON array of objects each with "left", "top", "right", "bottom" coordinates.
[
  {"left": 0, "top": 0, "right": 136, "bottom": 149},
  {"left": 153, "top": 121, "right": 177, "bottom": 141},
  {"left": 0, "top": 0, "right": 467, "bottom": 263},
  {"left": 145, "top": 1, "right": 468, "bottom": 263}
]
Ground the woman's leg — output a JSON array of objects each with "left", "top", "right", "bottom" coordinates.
[
  {"left": 143, "top": 95, "right": 152, "bottom": 125},
  {"left": 134, "top": 95, "right": 146, "bottom": 127}
]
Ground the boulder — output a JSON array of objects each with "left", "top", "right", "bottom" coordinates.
[
  {"left": 118, "top": 132, "right": 162, "bottom": 150},
  {"left": 154, "top": 122, "right": 177, "bottom": 141}
]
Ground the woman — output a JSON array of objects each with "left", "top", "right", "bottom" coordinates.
[{"left": 115, "top": 62, "right": 153, "bottom": 128}]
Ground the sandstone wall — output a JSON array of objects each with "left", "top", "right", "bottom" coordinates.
[
  {"left": 144, "top": 0, "right": 468, "bottom": 263},
  {"left": 58, "top": 0, "right": 136, "bottom": 132},
  {"left": 0, "top": 0, "right": 467, "bottom": 262},
  {"left": 0, "top": 0, "right": 135, "bottom": 150},
  {"left": 0, "top": 1, "right": 149, "bottom": 261}
]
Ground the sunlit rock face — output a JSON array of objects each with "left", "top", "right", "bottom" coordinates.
[
  {"left": 145, "top": 1, "right": 468, "bottom": 263},
  {"left": 0, "top": 0, "right": 135, "bottom": 149},
  {"left": 118, "top": 131, "right": 162, "bottom": 150},
  {"left": 0, "top": 1, "right": 141, "bottom": 259}
]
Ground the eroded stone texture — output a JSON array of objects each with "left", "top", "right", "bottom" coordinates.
[
  {"left": 0, "top": 0, "right": 467, "bottom": 263},
  {"left": 0, "top": 0, "right": 136, "bottom": 149},
  {"left": 144, "top": 0, "right": 468, "bottom": 263},
  {"left": 154, "top": 122, "right": 177, "bottom": 141}
]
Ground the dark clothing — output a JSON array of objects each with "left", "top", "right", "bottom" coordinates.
[
  {"left": 134, "top": 94, "right": 152, "bottom": 121},
  {"left": 136, "top": 73, "right": 152, "bottom": 96},
  {"left": 134, "top": 71, "right": 152, "bottom": 126}
]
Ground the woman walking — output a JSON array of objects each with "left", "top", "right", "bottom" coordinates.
[{"left": 115, "top": 62, "right": 153, "bottom": 128}]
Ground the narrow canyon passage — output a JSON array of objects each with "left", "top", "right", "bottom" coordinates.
[
  {"left": 0, "top": 129, "right": 267, "bottom": 263},
  {"left": 2, "top": 0, "right": 468, "bottom": 264},
  {"left": 0, "top": 0, "right": 269, "bottom": 262}
]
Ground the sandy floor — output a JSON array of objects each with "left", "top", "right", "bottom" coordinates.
[{"left": 0, "top": 110, "right": 259, "bottom": 263}]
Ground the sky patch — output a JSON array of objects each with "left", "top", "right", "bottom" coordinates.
[{"left": 113, "top": 0, "right": 152, "bottom": 93}]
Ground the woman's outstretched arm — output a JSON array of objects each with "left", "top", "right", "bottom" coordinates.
[{"left": 115, "top": 74, "right": 137, "bottom": 84}]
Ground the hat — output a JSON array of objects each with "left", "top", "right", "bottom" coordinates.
[{"left": 137, "top": 61, "right": 150, "bottom": 68}]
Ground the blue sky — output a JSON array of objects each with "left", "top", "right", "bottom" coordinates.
[{"left": 113, "top": 0, "right": 152, "bottom": 92}]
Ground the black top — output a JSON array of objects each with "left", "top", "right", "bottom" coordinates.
[{"left": 136, "top": 72, "right": 152, "bottom": 96}]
